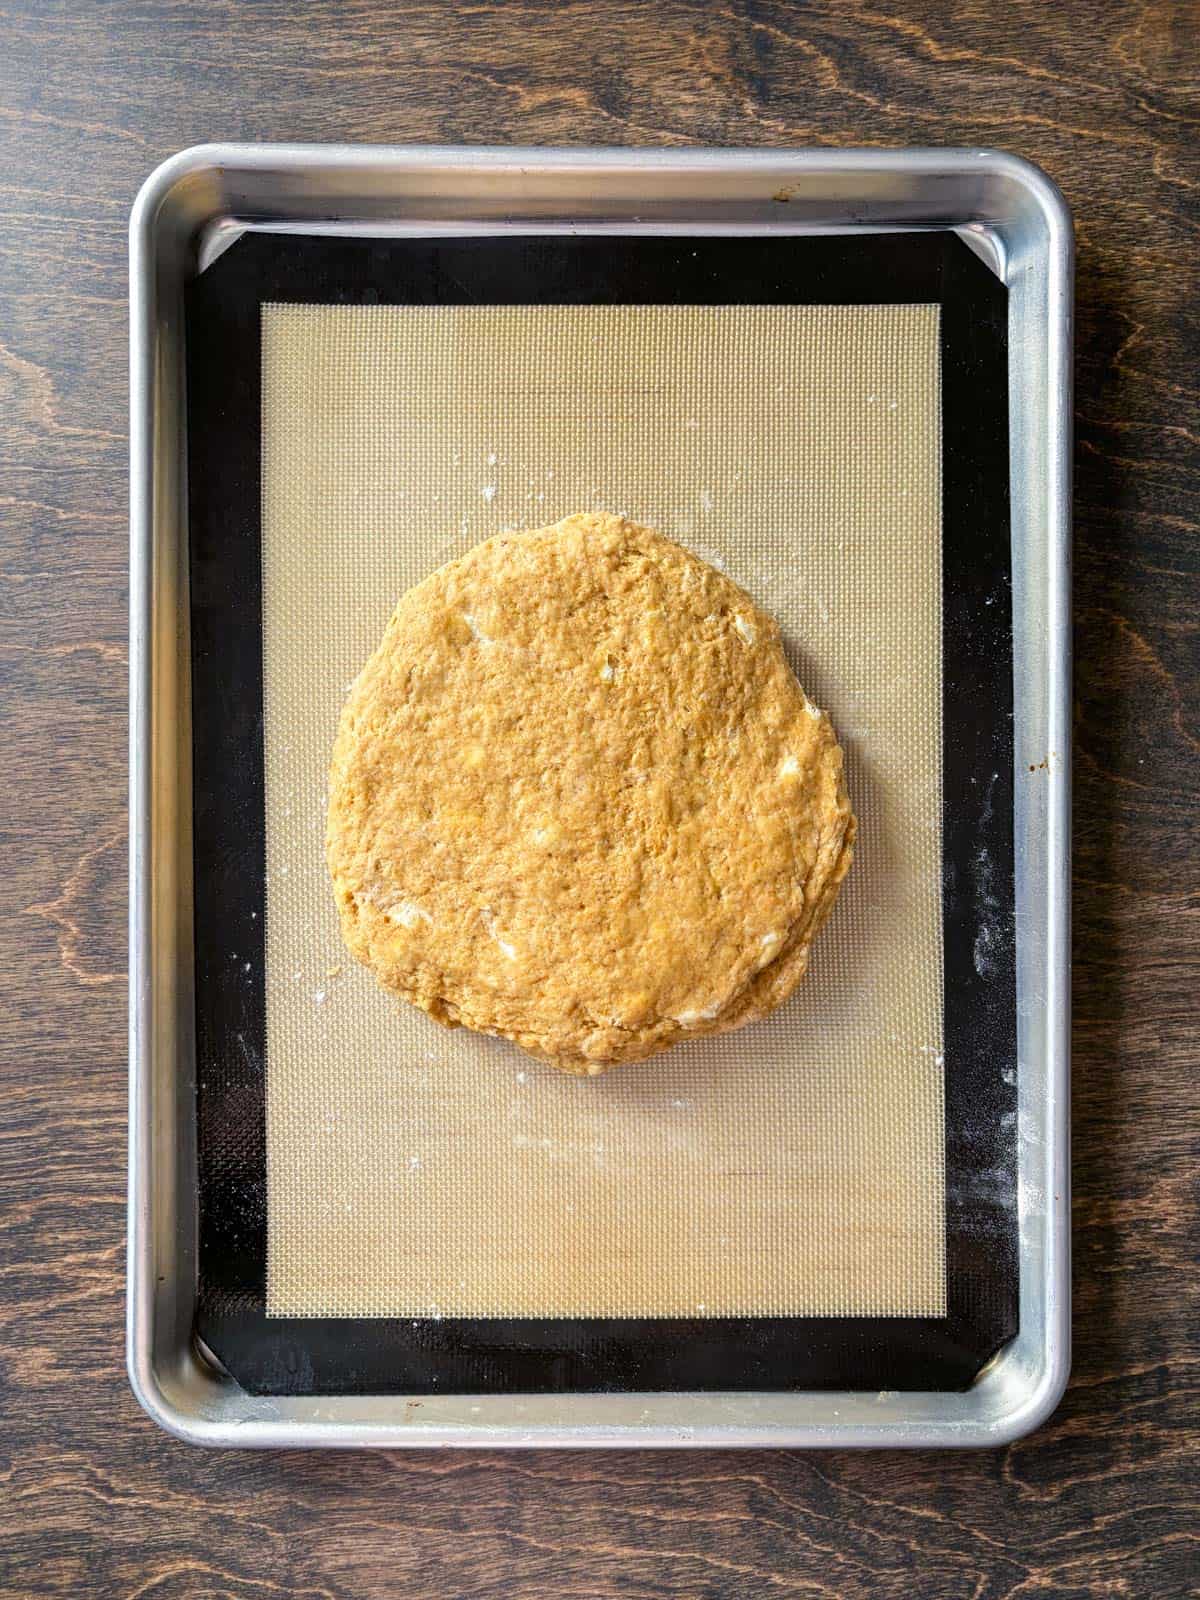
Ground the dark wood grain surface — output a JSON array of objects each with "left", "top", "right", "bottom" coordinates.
[{"left": 1, "top": 2, "right": 1196, "bottom": 1596}]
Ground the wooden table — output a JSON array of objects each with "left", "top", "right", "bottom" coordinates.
[{"left": 2, "top": 3, "right": 1195, "bottom": 1595}]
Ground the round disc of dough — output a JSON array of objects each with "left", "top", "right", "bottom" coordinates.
[{"left": 327, "top": 513, "right": 855, "bottom": 1072}]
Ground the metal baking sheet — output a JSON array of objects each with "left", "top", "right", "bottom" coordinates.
[{"left": 129, "top": 144, "right": 1072, "bottom": 1448}]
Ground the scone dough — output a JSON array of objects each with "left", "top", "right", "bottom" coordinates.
[{"left": 327, "top": 513, "right": 855, "bottom": 1072}]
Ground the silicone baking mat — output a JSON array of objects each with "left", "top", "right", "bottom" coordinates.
[
  {"left": 262, "top": 300, "right": 944, "bottom": 1321},
  {"left": 186, "top": 233, "right": 1017, "bottom": 1393}
]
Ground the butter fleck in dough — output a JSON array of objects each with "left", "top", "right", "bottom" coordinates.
[{"left": 327, "top": 514, "right": 855, "bottom": 1073}]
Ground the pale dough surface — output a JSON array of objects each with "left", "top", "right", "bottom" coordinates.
[{"left": 327, "top": 513, "right": 855, "bottom": 1070}]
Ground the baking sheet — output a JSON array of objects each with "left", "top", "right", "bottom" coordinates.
[
  {"left": 261, "top": 300, "right": 946, "bottom": 1321},
  {"left": 131, "top": 145, "right": 1061, "bottom": 1443}
]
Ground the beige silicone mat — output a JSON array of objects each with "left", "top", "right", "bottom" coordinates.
[{"left": 262, "top": 301, "right": 945, "bottom": 1319}]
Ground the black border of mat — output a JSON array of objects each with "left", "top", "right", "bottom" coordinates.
[{"left": 186, "top": 232, "right": 1017, "bottom": 1397}]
